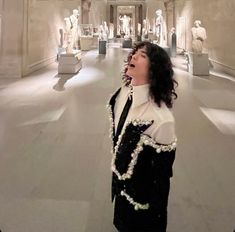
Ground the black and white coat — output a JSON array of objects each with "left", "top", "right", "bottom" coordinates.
[{"left": 107, "top": 84, "right": 177, "bottom": 231}]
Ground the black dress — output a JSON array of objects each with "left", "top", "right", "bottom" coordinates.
[{"left": 107, "top": 88, "right": 176, "bottom": 232}]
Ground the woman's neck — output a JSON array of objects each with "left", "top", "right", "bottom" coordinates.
[{"left": 131, "top": 79, "right": 149, "bottom": 86}]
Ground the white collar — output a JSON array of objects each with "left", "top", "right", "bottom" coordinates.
[{"left": 129, "top": 84, "right": 150, "bottom": 108}]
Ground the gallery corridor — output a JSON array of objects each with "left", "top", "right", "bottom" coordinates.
[{"left": 0, "top": 46, "right": 234, "bottom": 232}]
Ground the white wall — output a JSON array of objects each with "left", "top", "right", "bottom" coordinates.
[
  {"left": 0, "top": 0, "right": 24, "bottom": 78},
  {"left": 174, "top": 0, "right": 193, "bottom": 51},
  {"left": 175, "top": 0, "right": 235, "bottom": 76},
  {"left": 192, "top": 0, "right": 235, "bottom": 76},
  {"left": 89, "top": 0, "right": 107, "bottom": 28},
  {"left": 145, "top": 0, "right": 164, "bottom": 31},
  {"left": 0, "top": 0, "right": 82, "bottom": 78},
  {"left": 22, "top": 0, "right": 81, "bottom": 76}
]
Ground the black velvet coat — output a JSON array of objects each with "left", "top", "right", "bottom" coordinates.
[{"left": 108, "top": 88, "right": 176, "bottom": 232}]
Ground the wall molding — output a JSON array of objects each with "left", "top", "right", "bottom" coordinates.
[
  {"left": 209, "top": 58, "right": 235, "bottom": 71},
  {"left": 209, "top": 58, "right": 235, "bottom": 77},
  {"left": 27, "top": 55, "right": 56, "bottom": 73}
]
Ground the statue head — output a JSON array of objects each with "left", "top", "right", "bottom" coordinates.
[
  {"left": 171, "top": 27, "right": 175, "bottom": 33},
  {"left": 155, "top": 9, "right": 162, "bottom": 16},
  {"left": 72, "top": 9, "right": 79, "bottom": 17},
  {"left": 194, "top": 20, "right": 201, "bottom": 27}
]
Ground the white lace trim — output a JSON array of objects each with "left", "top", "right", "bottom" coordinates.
[
  {"left": 106, "top": 104, "right": 114, "bottom": 142},
  {"left": 110, "top": 120, "right": 177, "bottom": 181},
  {"left": 121, "top": 190, "right": 150, "bottom": 210},
  {"left": 141, "top": 134, "right": 177, "bottom": 153},
  {"left": 111, "top": 120, "right": 153, "bottom": 181}
]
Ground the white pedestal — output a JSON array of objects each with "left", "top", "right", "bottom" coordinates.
[
  {"left": 80, "top": 36, "right": 93, "bottom": 50},
  {"left": 188, "top": 52, "right": 209, "bottom": 76},
  {"left": 58, "top": 51, "right": 82, "bottom": 74}
]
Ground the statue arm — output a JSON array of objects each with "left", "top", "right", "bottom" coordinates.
[
  {"left": 191, "top": 28, "right": 197, "bottom": 39},
  {"left": 197, "top": 28, "right": 207, "bottom": 41},
  {"left": 201, "top": 28, "right": 207, "bottom": 40},
  {"left": 64, "top": 18, "right": 71, "bottom": 32}
]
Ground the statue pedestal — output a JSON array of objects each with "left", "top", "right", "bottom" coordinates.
[
  {"left": 99, "top": 40, "right": 106, "bottom": 54},
  {"left": 122, "top": 38, "right": 132, "bottom": 48},
  {"left": 188, "top": 52, "right": 209, "bottom": 76},
  {"left": 148, "top": 32, "right": 154, "bottom": 41},
  {"left": 58, "top": 51, "right": 82, "bottom": 74},
  {"left": 80, "top": 36, "right": 93, "bottom": 50},
  {"left": 171, "top": 33, "right": 177, "bottom": 57}
]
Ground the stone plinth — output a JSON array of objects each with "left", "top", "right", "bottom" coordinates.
[
  {"left": 58, "top": 51, "right": 82, "bottom": 74},
  {"left": 80, "top": 36, "right": 93, "bottom": 51},
  {"left": 188, "top": 52, "right": 209, "bottom": 76},
  {"left": 122, "top": 39, "right": 132, "bottom": 48},
  {"left": 99, "top": 40, "right": 106, "bottom": 54}
]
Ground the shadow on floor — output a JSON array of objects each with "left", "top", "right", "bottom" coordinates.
[{"left": 53, "top": 73, "right": 76, "bottom": 91}]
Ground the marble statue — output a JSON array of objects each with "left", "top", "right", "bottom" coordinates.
[
  {"left": 119, "top": 15, "right": 131, "bottom": 38},
  {"left": 108, "top": 23, "right": 114, "bottom": 39},
  {"left": 64, "top": 9, "right": 80, "bottom": 53},
  {"left": 142, "top": 19, "right": 148, "bottom": 39},
  {"left": 103, "top": 21, "right": 109, "bottom": 37},
  {"left": 99, "top": 22, "right": 108, "bottom": 41},
  {"left": 155, "top": 9, "right": 164, "bottom": 45},
  {"left": 170, "top": 27, "right": 177, "bottom": 57},
  {"left": 191, "top": 20, "right": 207, "bottom": 53}
]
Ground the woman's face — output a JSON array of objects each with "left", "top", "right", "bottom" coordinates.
[{"left": 126, "top": 46, "right": 150, "bottom": 86}]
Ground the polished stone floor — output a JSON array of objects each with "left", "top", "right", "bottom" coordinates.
[{"left": 0, "top": 46, "right": 234, "bottom": 232}]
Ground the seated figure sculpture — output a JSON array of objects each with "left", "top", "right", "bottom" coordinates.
[{"left": 191, "top": 20, "right": 207, "bottom": 53}]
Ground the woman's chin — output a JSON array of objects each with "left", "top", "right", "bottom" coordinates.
[{"left": 126, "top": 70, "right": 134, "bottom": 78}]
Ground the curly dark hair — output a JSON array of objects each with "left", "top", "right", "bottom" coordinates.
[{"left": 123, "top": 41, "right": 178, "bottom": 108}]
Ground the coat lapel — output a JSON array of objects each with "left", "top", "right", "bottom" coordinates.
[{"left": 107, "top": 87, "right": 121, "bottom": 146}]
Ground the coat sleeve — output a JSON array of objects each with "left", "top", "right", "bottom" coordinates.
[
  {"left": 148, "top": 146, "right": 176, "bottom": 231},
  {"left": 150, "top": 121, "right": 176, "bottom": 145}
]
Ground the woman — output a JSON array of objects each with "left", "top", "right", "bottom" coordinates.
[{"left": 107, "top": 41, "right": 178, "bottom": 232}]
